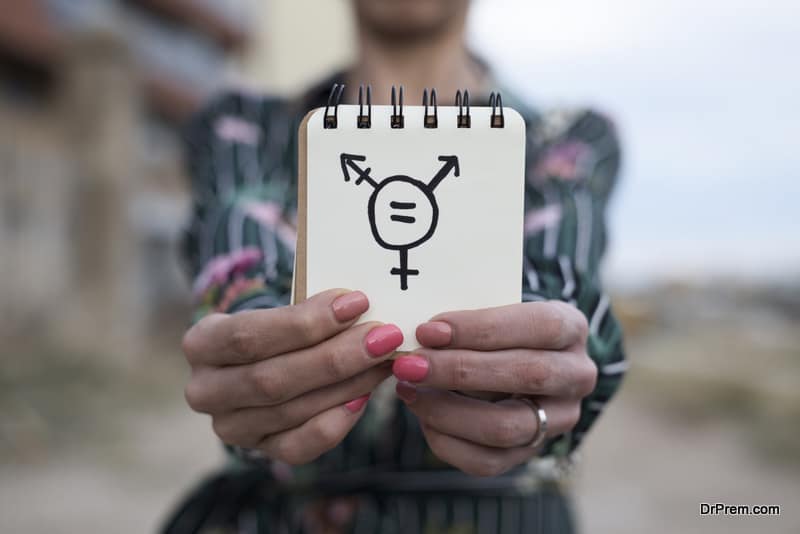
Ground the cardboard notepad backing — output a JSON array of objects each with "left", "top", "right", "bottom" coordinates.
[{"left": 293, "top": 104, "right": 525, "bottom": 351}]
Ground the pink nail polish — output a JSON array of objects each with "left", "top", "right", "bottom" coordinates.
[
  {"left": 344, "top": 393, "right": 370, "bottom": 413},
  {"left": 332, "top": 291, "right": 369, "bottom": 322},
  {"left": 364, "top": 324, "right": 403, "bottom": 357},
  {"left": 417, "top": 320, "right": 452, "bottom": 347},
  {"left": 392, "top": 355, "right": 429, "bottom": 382},
  {"left": 395, "top": 381, "right": 417, "bottom": 403}
]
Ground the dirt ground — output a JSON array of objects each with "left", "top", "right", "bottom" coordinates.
[
  {"left": 574, "top": 381, "right": 800, "bottom": 534},
  {"left": 2, "top": 283, "right": 798, "bottom": 533}
]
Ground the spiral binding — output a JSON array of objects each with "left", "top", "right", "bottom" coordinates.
[
  {"left": 489, "top": 92, "right": 504, "bottom": 128},
  {"left": 357, "top": 84, "right": 372, "bottom": 128},
  {"left": 390, "top": 85, "right": 404, "bottom": 129},
  {"left": 324, "top": 83, "right": 345, "bottom": 129},
  {"left": 323, "top": 84, "right": 504, "bottom": 129},
  {"left": 455, "top": 89, "right": 471, "bottom": 128},
  {"left": 422, "top": 88, "right": 438, "bottom": 128}
]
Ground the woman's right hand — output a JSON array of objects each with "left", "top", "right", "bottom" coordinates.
[{"left": 181, "top": 289, "right": 400, "bottom": 465}]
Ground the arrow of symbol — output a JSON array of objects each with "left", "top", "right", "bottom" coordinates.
[
  {"left": 342, "top": 154, "right": 459, "bottom": 192},
  {"left": 340, "top": 153, "right": 377, "bottom": 188},
  {"left": 428, "top": 155, "right": 460, "bottom": 190}
]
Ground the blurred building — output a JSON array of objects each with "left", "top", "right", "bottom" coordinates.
[
  {"left": 241, "top": 0, "right": 353, "bottom": 95},
  {"left": 0, "top": 0, "right": 252, "bottom": 356}
]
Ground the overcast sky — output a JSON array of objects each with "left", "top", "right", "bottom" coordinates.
[{"left": 468, "top": 0, "right": 800, "bottom": 284}]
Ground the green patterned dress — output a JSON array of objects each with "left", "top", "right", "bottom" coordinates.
[{"left": 164, "top": 74, "right": 627, "bottom": 534}]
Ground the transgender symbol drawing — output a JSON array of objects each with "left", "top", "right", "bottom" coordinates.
[{"left": 340, "top": 153, "right": 460, "bottom": 290}]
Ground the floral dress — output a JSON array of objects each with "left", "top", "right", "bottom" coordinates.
[{"left": 164, "top": 74, "right": 627, "bottom": 534}]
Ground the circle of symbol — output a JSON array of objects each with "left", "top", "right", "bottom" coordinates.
[{"left": 367, "top": 176, "right": 439, "bottom": 250}]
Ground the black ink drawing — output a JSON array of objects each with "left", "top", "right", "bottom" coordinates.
[{"left": 340, "top": 153, "right": 460, "bottom": 290}]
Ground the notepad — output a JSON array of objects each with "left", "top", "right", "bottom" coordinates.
[{"left": 293, "top": 88, "right": 526, "bottom": 351}]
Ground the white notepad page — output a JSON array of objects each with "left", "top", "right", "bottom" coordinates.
[{"left": 303, "top": 104, "right": 526, "bottom": 351}]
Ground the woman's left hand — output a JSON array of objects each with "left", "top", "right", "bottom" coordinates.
[{"left": 393, "top": 301, "right": 597, "bottom": 477}]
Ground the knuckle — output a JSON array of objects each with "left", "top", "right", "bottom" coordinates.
[
  {"left": 250, "top": 365, "right": 287, "bottom": 405},
  {"left": 181, "top": 317, "right": 215, "bottom": 362},
  {"left": 180, "top": 328, "right": 198, "bottom": 361},
  {"left": 557, "top": 301, "right": 589, "bottom": 345},
  {"left": 487, "top": 417, "right": 524, "bottom": 448},
  {"left": 293, "top": 305, "right": 324, "bottom": 342},
  {"left": 582, "top": 357, "right": 599, "bottom": 395},
  {"left": 572, "top": 308, "right": 590, "bottom": 342},
  {"left": 183, "top": 381, "right": 208, "bottom": 413},
  {"left": 532, "top": 301, "right": 587, "bottom": 347},
  {"left": 450, "top": 353, "right": 472, "bottom": 390},
  {"left": 322, "top": 345, "right": 350, "bottom": 382},
  {"left": 545, "top": 306, "right": 569, "bottom": 345},
  {"left": 517, "top": 359, "right": 549, "bottom": 391},
  {"left": 572, "top": 355, "right": 597, "bottom": 398},
  {"left": 230, "top": 325, "right": 257, "bottom": 360}
]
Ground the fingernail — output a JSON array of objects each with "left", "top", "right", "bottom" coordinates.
[
  {"left": 344, "top": 393, "right": 370, "bottom": 413},
  {"left": 395, "top": 381, "right": 417, "bottom": 403},
  {"left": 332, "top": 291, "right": 369, "bottom": 322},
  {"left": 392, "top": 355, "right": 429, "bottom": 382},
  {"left": 364, "top": 324, "right": 403, "bottom": 357},
  {"left": 417, "top": 320, "right": 452, "bottom": 347}
]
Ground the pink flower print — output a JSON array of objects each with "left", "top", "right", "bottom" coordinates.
[
  {"left": 525, "top": 204, "right": 563, "bottom": 236},
  {"left": 242, "top": 200, "right": 282, "bottom": 226},
  {"left": 216, "top": 276, "right": 266, "bottom": 312},
  {"left": 533, "top": 140, "right": 594, "bottom": 182},
  {"left": 242, "top": 200, "right": 298, "bottom": 250},
  {"left": 215, "top": 116, "right": 261, "bottom": 145},
  {"left": 192, "top": 247, "right": 263, "bottom": 298}
]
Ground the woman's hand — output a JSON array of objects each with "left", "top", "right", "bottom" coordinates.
[
  {"left": 182, "top": 289, "right": 401, "bottom": 465},
  {"left": 393, "top": 301, "right": 596, "bottom": 477}
]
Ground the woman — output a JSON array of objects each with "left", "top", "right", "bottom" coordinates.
[{"left": 167, "top": 1, "right": 626, "bottom": 532}]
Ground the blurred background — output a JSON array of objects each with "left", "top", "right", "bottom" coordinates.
[{"left": 1, "top": 0, "right": 797, "bottom": 532}]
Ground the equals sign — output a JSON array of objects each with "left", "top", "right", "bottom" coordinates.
[{"left": 390, "top": 201, "right": 416, "bottom": 223}]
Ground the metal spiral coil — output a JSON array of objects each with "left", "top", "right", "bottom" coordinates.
[
  {"left": 390, "top": 85, "right": 404, "bottom": 129},
  {"left": 357, "top": 84, "right": 371, "bottom": 128},
  {"left": 489, "top": 92, "right": 505, "bottom": 128},
  {"left": 324, "top": 83, "right": 345, "bottom": 129},
  {"left": 323, "top": 84, "right": 504, "bottom": 129},
  {"left": 422, "top": 88, "right": 438, "bottom": 128},
  {"left": 455, "top": 89, "right": 471, "bottom": 128}
]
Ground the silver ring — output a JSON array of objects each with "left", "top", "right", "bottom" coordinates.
[{"left": 517, "top": 398, "right": 548, "bottom": 449}]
